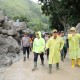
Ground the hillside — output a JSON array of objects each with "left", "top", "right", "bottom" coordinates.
[{"left": 0, "top": 0, "right": 49, "bottom": 31}]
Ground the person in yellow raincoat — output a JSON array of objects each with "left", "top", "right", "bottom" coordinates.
[
  {"left": 32, "top": 31, "right": 45, "bottom": 71},
  {"left": 68, "top": 27, "right": 80, "bottom": 68},
  {"left": 46, "top": 29, "right": 64, "bottom": 73}
]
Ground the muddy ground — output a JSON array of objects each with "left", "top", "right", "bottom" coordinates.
[{"left": 0, "top": 52, "right": 80, "bottom": 80}]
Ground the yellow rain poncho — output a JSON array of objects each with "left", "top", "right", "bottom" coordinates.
[
  {"left": 68, "top": 33, "right": 80, "bottom": 59},
  {"left": 46, "top": 36, "right": 64, "bottom": 64},
  {"left": 33, "top": 31, "right": 45, "bottom": 53}
]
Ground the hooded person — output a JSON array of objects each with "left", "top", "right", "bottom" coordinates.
[
  {"left": 32, "top": 31, "right": 45, "bottom": 71},
  {"left": 46, "top": 29, "right": 64, "bottom": 73},
  {"left": 68, "top": 27, "right": 80, "bottom": 68}
]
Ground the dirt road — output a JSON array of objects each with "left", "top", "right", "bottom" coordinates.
[{"left": 1, "top": 53, "right": 80, "bottom": 80}]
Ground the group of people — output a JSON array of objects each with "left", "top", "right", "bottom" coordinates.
[{"left": 21, "top": 27, "right": 80, "bottom": 73}]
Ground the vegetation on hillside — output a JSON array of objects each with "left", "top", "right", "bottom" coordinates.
[{"left": 0, "top": 0, "right": 49, "bottom": 31}]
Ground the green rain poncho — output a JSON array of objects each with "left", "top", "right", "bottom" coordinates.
[
  {"left": 46, "top": 36, "right": 64, "bottom": 64},
  {"left": 68, "top": 33, "right": 80, "bottom": 59},
  {"left": 33, "top": 31, "right": 45, "bottom": 53}
]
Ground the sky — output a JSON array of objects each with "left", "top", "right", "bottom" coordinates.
[{"left": 31, "top": 0, "right": 38, "bottom": 3}]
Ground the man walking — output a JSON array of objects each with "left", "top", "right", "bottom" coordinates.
[
  {"left": 21, "top": 33, "right": 30, "bottom": 61},
  {"left": 46, "top": 29, "right": 64, "bottom": 73},
  {"left": 68, "top": 27, "right": 80, "bottom": 68}
]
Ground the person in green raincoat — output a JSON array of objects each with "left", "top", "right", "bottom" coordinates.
[
  {"left": 32, "top": 31, "right": 45, "bottom": 71},
  {"left": 46, "top": 29, "right": 64, "bottom": 73},
  {"left": 68, "top": 27, "right": 80, "bottom": 68}
]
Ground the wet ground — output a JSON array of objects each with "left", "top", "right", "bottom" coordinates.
[{"left": 0, "top": 52, "right": 80, "bottom": 80}]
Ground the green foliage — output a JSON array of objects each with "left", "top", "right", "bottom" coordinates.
[
  {"left": 39, "top": 0, "right": 80, "bottom": 31},
  {"left": 13, "top": 16, "right": 29, "bottom": 22},
  {"left": 0, "top": 0, "right": 49, "bottom": 31}
]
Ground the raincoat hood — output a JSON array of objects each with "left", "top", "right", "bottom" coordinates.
[
  {"left": 33, "top": 31, "right": 45, "bottom": 53},
  {"left": 37, "top": 31, "right": 42, "bottom": 38}
]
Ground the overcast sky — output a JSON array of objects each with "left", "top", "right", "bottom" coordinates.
[{"left": 31, "top": 0, "right": 38, "bottom": 3}]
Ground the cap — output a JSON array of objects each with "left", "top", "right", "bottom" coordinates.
[
  {"left": 53, "top": 29, "right": 57, "bottom": 33},
  {"left": 70, "top": 27, "right": 76, "bottom": 31},
  {"left": 61, "top": 31, "right": 64, "bottom": 33}
]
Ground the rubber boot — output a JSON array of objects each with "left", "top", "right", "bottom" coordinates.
[
  {"left": 23, "top": 54, "right": 26, "bottom": 62},
  {"left": 41, "top": 61, "right": 44, "bottom": 66},
  {"left": 56, "top": 63, "right": 59, "bottom": 70},
  {"left": 76, "top": 59, "right": 78, "bottom": 66},
  {"left": 61, "top": 57, "right": 64, "bottom": 62},
  {"left": 71, "top": 59, "right": 75, "bottom": 68},
  {"left": 27, "top": 54, "right": 29, "bottom": 59},
  {"left": 78, "top": 58, "right": 80, "bottom": 67},
  {"left": 32, "top": 62, "right": 37, "bottom": 71},
  {"left": 61, "top": 53, "right": 64, "bottom": 61},
  {"left": 23, "top": 57, "right": 26, "bottom": 62},
  {"left": 49, "top": 64, "right": 52, "bottom": 73}
]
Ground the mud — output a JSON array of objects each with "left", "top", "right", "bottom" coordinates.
[{"left": 0, "top": 52, "right": 80, "bottom": 80}]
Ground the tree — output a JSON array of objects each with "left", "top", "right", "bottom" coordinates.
[{"left": 38, "top": 0, "right": 80, "bottom": 31}]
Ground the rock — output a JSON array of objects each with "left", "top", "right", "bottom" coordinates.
[
  {"left": 2, "top": 20, "right": 14, "bottom": 30},
  {"left": 0, "top": 27, "right": 2, "bottom": 34},
  {"left": 5, "top": 36, "right": 20, "bottom": 53},
  {"left": 7, "top": 29, "right": 17, "bottom": 36},
  {"left": 2, "top": 29, "right": 8, "bottom": 35},
  {"left": 22, "top": 28, "right": 34, "bottom": 34},
  {"left": 76, "top": 23, "right": 80, "bottom": 33},
  {"left": 0, "top": 35, "right": 20, "bottom": 67},
  {"left": 13, "top": 22, "right": 27, "bottom": 31},
  {"left": 0, "top": 11, "right": 29, "bottom": 67},
  {"left": 0, "top": 11, "right": 5, "bottom": 23}
]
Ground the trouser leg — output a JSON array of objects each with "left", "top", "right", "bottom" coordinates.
[
  {"left": 26, "top": 46, "right": 30, "bottom": 59},
  {"left": 64, "top": 47, "right": 67, "bottom": 58},
  {"left": 56, "top": 63, "right": 59, "bottom": 70},
  {"left": 47, "top": 49, "right": 49, "bottom": 60},
  {"left": 40, "top": 52, "right": 44, "bottom": 65},
  {"left": 32, "top": 53, "right": 38, "bottom": 71},
  {"left": 23, "top": 47, "right": 27, "bottom": 61}
]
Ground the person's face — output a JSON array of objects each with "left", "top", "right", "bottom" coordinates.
[
  {"left": 61, "top": 32, "right": 64, "bottom": 36},
  {"left": 53, "top": 32, "right": 57, "bottom": 37},
  {"left": 36, "top": 34, "right": 40, "bottom": 39},
  {"left": 70, "top": 30, "right": 75, "bottom": 34},
  {"left": 24, "top": 34, "right": 27, "bottom": 37}
]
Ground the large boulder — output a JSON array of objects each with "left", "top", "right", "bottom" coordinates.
[
  {"left": 5, "top": 36, "right": 20, "bottom": 53},
  {"left": 7, "top": 29, "right": 17, "bottom": 36},
  {"left": 0, "top": 34, "right": 20, "bottom": 67},
  {"left": 2, "top": 20, "right": 14, "bottom": 30},
  {"left": 2, "top": 20, "right": 27, "bottom": 35},
  {"left": 76, "top": 23, "right": 80, "bottom": 33},
  {"left": 22, "top": 28, "right": 34, "bottom": 34},
  {"left": 13, "top": 22, "right": 27, "bottom": 31},
  {"left": 2, "top": 29, "right": 8, "bottom": 35}
]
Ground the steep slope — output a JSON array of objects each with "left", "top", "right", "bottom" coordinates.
[{"left": 0, "top": 0, "right": 46, "bottom": 20}]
